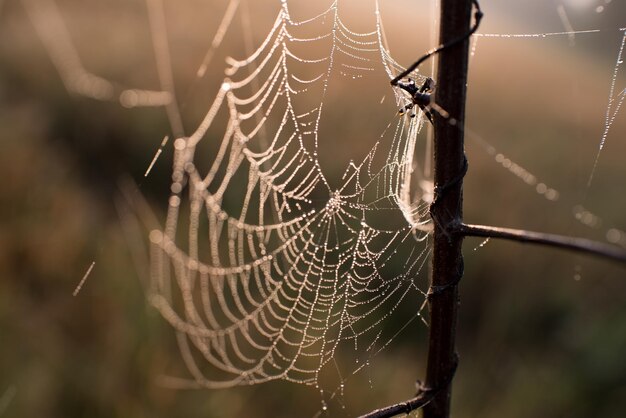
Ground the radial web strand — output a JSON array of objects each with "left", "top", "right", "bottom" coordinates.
[{"left": 588, "top": 28, "right": 626, "bottom": 186}]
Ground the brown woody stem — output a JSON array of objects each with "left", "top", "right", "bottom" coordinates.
[{"left": 459, "top": 223, "right": 626, "bottom": 264}]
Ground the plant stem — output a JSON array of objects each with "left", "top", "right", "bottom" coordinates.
[
  {"left": 357, "top": 394, "right": 432, "bottom": 418},
  {"left": 423, "top": 1, "right": 473, "bottom": 418},
  {"left": 460, "top": 223, "right": 626, "bottom": 263}
]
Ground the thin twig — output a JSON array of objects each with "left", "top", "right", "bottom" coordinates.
[
  {"left": 390, "top": 0, "right": 483, "bottom": 86},
  {"left": 358, "top": 354, "right": 458, "bottom": 418},
  {"left": 358, "top": 393, "right": 432, "bottom": 418},
  {"left": 459, "top": 223, "right": 626, "bottom": 264}
]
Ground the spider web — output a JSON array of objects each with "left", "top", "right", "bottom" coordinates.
[{"left": 147, "top": 0, "right": 434, "bottom": 391}]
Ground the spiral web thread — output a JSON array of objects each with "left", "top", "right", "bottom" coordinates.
[{"left": 146, "top": 0, "right": 436, "bottom": 390}]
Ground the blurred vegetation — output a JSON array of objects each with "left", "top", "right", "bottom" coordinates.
[{"left": 1, "top": 0, "right": 625, "bottom": 417}]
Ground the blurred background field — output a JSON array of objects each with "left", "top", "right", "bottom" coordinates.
[{"left": 1, "top": 0, "right": 625, "bottom": 417}]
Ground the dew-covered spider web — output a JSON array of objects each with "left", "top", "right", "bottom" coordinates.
[
  {"left": 142, "top": 2, "right": 626, "bottom": 395},
  {"left": 147, "top": 0, "right": 436, "bottom": 391}
]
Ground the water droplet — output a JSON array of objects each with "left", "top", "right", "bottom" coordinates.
[{"left": 607, "top": 228, "right": 623, "bottom": 244}]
